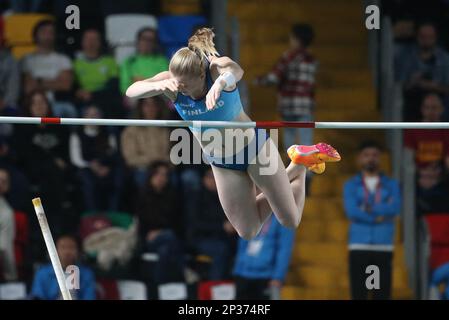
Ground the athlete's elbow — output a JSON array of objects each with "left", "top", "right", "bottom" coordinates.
[
  {"left": 125, "top": 86, "right": 134, "bottom": 98},
  {"left": 236, "top": 67, "right": 244, "bottom": 81},
  {"left": 125, "top": 84, "right": 139, "bottom": 98}
]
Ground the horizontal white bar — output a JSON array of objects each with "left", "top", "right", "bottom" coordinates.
[
  {"left": 315, "top": 122, "right": 449, "bottom": 129},
  {"left": 0, "top": 117, "right": 448, "bottom": 129}
]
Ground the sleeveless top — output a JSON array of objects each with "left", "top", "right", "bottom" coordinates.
[{"left": 173, "top": 61, "right": 243, "bottom": 131}]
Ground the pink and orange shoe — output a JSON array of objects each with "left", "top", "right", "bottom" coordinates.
[{"left": 287, "top": 143, "right": 341, "bottom": 174}]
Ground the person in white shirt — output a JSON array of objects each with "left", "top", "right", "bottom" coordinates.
[{"left": 21, "top": 19, "right": 77, "bottom": 118}]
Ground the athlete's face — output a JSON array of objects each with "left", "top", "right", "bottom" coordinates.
[{"left": 174, "top": 73, "right": 206, "bottom": 98}]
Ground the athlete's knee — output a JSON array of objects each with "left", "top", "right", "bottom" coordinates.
[
  {"left": 278, "top": 211, "right": 302, "bottom": 229},
  {"left": 236, "top": 226, "right": 260, "bottom": 240}
]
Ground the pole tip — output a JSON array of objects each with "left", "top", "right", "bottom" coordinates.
[{"left": 32, "top": 197, "right": 42, "bottom": 207}]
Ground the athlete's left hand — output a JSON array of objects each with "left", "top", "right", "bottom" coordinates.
[{"left": 206, "top": 80, "right": 225, "bottom": 110}]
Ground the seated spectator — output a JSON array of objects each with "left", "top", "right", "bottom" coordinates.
[
  {"left": 120, "top": 27, "right": 168, "bottom": 95},
  {"left": 404, "top": 93, "right": 449, "bottom": 169},
  {"left": 69, "top": 106, "right": 123, "bottom": 211},
  {"left": 343, "top": 141, "right": 401, "bottom": 300},
  {"left": 13, "top": 90, "right": 71, "bottom": 234},
  {"left": 0, "top": 137, "right": 31, "bottom": 212},
  {"left": 233, "top": 214, "right": 295, "bottom": 300},
  {"left": 0, "top": 168, "right": 17, "bottom": 281},
  {"left": 429, "top": 261, "right": 449, "bottom": 300},
  {"left": 187, "top": 168, "right": 236, "bottom": 280},
  {"left": 121, "top": 97, "right": 171, "bottom": 188},
  {"left": 7, "top": 0, "right": 46, "bottom": 13},
  {"left": 0, "top": 38, "right": 20, "bottom": 138},
  {"left": 416, "top": 161, "right": 449, "bottom": 215},
  {"left": 30, "top": 234, "right": 96, "bottom": 300},
  {"left": 0, "top": 38, "right": 19, "bottom": 114},
  {"left": 22, "top": 20, "right": 77, "bottom": 118},
  {"left": 136, "top": 161, "right": 184, "bottom": 285},
  {"left": 400, "top": 22, "right": 449, "bottom": 121},
  {"left": 74, "top": 29, "right": 122, "bottom": 118},
  {"left": 99, "top": 0, "right": 161, "bottom": 16}
]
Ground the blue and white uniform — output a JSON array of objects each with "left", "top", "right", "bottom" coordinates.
[{"left": 173, "top": 62, "right": 269, "bottom": 171}]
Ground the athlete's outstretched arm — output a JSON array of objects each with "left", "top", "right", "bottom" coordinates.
[
  {"left": 206, "top": 56, "right": 244, "bottom": 109},
  {"left": 126, "top": 71, "right": 178, "bottom": 101}
]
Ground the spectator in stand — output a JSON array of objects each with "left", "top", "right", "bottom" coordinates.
[
  {"left": 7, "top": 0, "right": 46, "bottom": 13},
  {"left": 0, "top": 168, "right": 17, "bottom": 281},
  {"left": 187, "top": 168, "right": 237, "bottom": 280},
  {"left": 416, "top": 161, "right": 449, "bottom": 216},
  {"left": 0, "top": 36, "right": 20, "bottom": 138},
  {"left": 429, "top": 261, "right": 449, "bottom": 300},
  {"left": 121, "top": 96, "right": 171, "bottom": 188},
  {"left": 404, "top": 93, "right": 449, "bottom": 169},
  {"left": 21, "top": 19, "right": 77, "bottom": 118},
  {"left": 30, "top": 234, "right": 96, "bottom": 300},
  {"left": 343, "top": 141, "right": 401, "bottom": 300},
  {"left": 136, "top": 161, "right": 184, "bottom": 284},
  {"left": 233, "top": 214, "right": 295, "bottom": 300},
  {"left": 74, "top": 29, "right": 122, "bottom": 118},
  {"left": 120, "top": 27, "right": 168, "bottom": 95},
  {"left": 0, "top": 37, "right": 20, "bottom": 114},
  {"left": 255, "top": 23, "right": 317, "bottom": 150},
  {"left": 0, "top": 138, "right": 31, "bottom": 212},
  {"left": 69, "top": 105, "right": 123, "bottom": 211},
  {"left": 400, "top": 22, "right": 449, "bottom": 121},
  {"left": 13, "top": 90, "right": 70, "bottom": 234}
]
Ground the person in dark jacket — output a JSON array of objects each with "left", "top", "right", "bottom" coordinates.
[
  {"left": 416, "top": 161, "right": 449, "bottom": 216},
  {"left": 343, "top": 141, "right": 401, "bottom": 300},
  {"left": 13, "top": 90, "right": 70, "bottom": 233},
  {"left": 136, "top": 161, "right": 184, "bottom": 284},
  {"left": 69, "top": 105, "right": 123, "bottom": 211}
]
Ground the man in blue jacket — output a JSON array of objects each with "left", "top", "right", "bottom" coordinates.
[
  {"left": 233, "top": 215, "right": 295, "bottom": 300},
  {"left": 429, "top": 261, "right": 449, "bottom": 300},
  {"left": 30, "top": 234, "right": 96, "bottom": 300},
  {"left": 343, "top": 141, "right": 401, "bottom": 300}
]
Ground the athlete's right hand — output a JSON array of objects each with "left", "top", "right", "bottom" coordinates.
[
  {"left": 158, "top": 78, "right": 178, "bottom": 92},
  {"left": 158, "top": 78, "right": 178, "bottom": 100}
]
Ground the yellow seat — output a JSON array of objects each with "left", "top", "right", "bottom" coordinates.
[
  {"left": 162, "top": 0, "right": 200, "bottom": 14},
  {"left": 293, "top": 242, "right": 348, "bottom": 267},
  {"left": 4, "top": 14, "right": 54, "bottom": 47},
  {"left": 309, "top": 174, "right": 347, "bottom": 197},
  {"left": 296, "top": 265, "right": 339, "bottom": 288},
  {"left": 325, "top": 220, "right": 348, "bottom": 242},
  {"left": 316, "top": 87, "right": 376, "bottom": 110},
  {"left": 302, "top": 196, "right": 345, "bottom": 221},
  {"left": 317, "top": 67, "right": 373, "bottom": 88},
  {"left": 393, "top": 266, "right": 410, "bottom": 290},
  {"left": 296, "top": 220, "right": 325, "bottom": 242},
  {"left": 11, "top": 45, "right": 36, "bottom": 60},
  {"left": 281, "top": 285, "right": 350, "bottom": 300}
]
